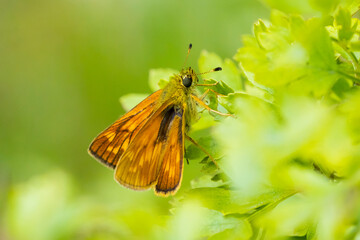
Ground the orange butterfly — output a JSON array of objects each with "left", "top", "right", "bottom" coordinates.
[{"left": 88, "top": 44, "right": 229, "bottom": 196}]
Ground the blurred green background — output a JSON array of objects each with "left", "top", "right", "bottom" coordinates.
[{"left": 0, "top": 0, "right": 269, "bottom": 239}]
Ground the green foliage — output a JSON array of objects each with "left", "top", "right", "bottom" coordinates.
[
  {"left": 3, "top": 1, "right": 360, "bottom": 240},
  {"left": 148, "top": 69, "right": 178, "bottom": 91},
  {"left": 119, "top": 93, "right": 149, "bottom": 111},
  {"left": 173, "top": 3, "right": 360, "bottom": 240}
]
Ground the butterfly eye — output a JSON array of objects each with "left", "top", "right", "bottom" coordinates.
[{"left": 182, "top": 76, "right": 192, "bottom": 87}]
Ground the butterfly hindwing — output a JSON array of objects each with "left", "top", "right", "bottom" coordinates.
[
  {"left": 114, "top": 103, "right": 185, "bottom": 195},
  {"left": 88, "top": 90, "right": 162, "bottom": 168},
  {"left": 155, "top": 106, "right": 185, "bottom": 196}
]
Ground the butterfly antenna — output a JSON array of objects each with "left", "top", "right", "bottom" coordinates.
[
  {"left": 182, "top": 43, "right": 192, "bottom": 69},
  {"left": 196, "top": 67, "right": 222, "bottom": 76}
]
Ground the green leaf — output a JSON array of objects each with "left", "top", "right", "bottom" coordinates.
[
  {"left": 205, "top": 79, "right": 234, "bottom": 96},
  {"left": 167, "top": 202, "right": 251, "bottom": 239},
  {"left": 338, "top": 89, "right": 360, "bottom": 142},
  {"left": 335, "top": 8, "right": 355, "bottom": 41},
  {"left": 185, "top": 188, "right": 295, "bottom": 215},
  {"left": 199, "top": 51, "right": 243, "bottom": 91},
  {"left": 349, "top": 40, "right": 360, "bottom": 51},
  {"left": 198, "top": 209, "right": 250, "bottom": 238},
  {"left": 201, "top": 160, "right": 219, "bottom": 175},
  {"left": 211, "top": 173, "right": 230, "bottom": 183},
  {"left": 185, "top": 134, "right": 223, "bottom": 161},
  {"left": 148, "top": 68, "right": 177, "bottom": 91},
  {"left": 190, "top": 111, "right": 219, "bottom": 132},
  {"left": 236, "top": 11, "right": 341, "bottom": 97},
  {"left": 119, "top": 93, "right": 149, "bottom": 112},
  {"left": 191, "top": 174, "right": 227, "bottom": 189},
  {"left": 218, "top": 92, "right": 274, "bottom": 114},
  {"left": 255, "top": 194, "right": 312, "bottom": 238},
  {"left": 301, "top": 18, "right": 336, "bottom": 70},
  {"left": 209, "top": 220, "right": 252, "bottom": 240},
  {"left": 331, "top": 77, "right": 353, "bottom": 100}
]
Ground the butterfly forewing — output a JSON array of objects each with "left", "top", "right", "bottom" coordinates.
[
  {"left": 88, "top": 90, "right": 162, "bottom": 168},
  {"left": 114, "top": 103, "right": 185, "bottom": 195}
]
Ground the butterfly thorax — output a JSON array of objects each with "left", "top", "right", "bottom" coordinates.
[{"left": 159, "top": 67, "right": 199, "bottom": 131}]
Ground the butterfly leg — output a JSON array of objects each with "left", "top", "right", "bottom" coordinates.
[
  {"left": 197, "top": 80, "right": 219, "bottom": 87},
  {"left": 197, "top": 80, "right": 229, "bottom": 101},
  {"left": 199, "top": 88, "right": 226, "bottom": 101},
  {"left": 185, "top": 135, "right": 219, "bottom": 169},
  {"left": 191, "top": 94, "right": 233, "bottom": 117},
  {"left": 184, "top": 147, "right": 190, "bottom": 165}
]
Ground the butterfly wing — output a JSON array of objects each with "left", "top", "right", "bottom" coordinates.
[
  {"left": 88, "top": 90, "right": 162, "bottom": 168},
  {"left": 114, "top": 103, "right": 185, "bottom": 195},
  {"left": 155, "top": 106, "right": 185, "bottom": 196}
]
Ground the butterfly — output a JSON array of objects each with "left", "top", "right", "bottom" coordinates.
[{"left": 88, "top": 44, "right": 230, "bottom": 196}]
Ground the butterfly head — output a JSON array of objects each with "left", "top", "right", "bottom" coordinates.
[
  {"left": 180, "top": 67, "right": 198, "bottom": 88},
  {"left": 179, "top": 43, "right": 222, "bottom": 88}
]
